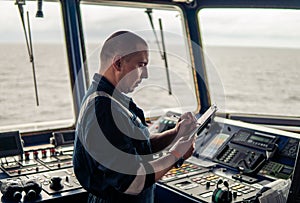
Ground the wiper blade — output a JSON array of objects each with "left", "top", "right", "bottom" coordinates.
[
  {"left": 145, "top": 8, "right": 172, "bottom": 95},
  {"left": 16, "top": 0, "right": 39, "bottom": 106}
]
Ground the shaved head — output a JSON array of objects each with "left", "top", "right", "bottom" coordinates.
[{"left": 100, "top": 31, "right": 148, "bottom": 72}]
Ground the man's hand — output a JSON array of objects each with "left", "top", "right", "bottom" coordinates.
[
  {"left": 169, "top": 135, "right": 196, "bottom": 161},
  {"left": 173, "top": 112, "right": 198, "bottom": 142},
  {"left": 149, "top": 112, "right": 198, "bottom": 153}
]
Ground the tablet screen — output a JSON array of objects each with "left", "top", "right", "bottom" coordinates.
[{"left": 190, "top": 105, "right": 217, "bottom": 138}]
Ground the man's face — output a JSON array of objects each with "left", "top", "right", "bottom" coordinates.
[{"left": 117, "top": 46, "right": 149, "bottom": 93}]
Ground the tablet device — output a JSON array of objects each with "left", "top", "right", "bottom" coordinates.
[
  {"left": 189, "top": 104, "right": 218, "bottom": 139},
  {"left": 174, "top": 105, "right": 217, "bottom": 167}
]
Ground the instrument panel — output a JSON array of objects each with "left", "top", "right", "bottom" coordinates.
[
  {"left": 0, "top": 130, "right": 83, "bottom": 203},
  {"left": 0, "top": 114, "right": 299, "bottom": 203},
  {"left": 154, "top": 112, "right": 299, "bottom": 203}
]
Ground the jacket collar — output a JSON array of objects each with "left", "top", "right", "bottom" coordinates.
[{"left": 92, "top": 73, "right": 132, "bottom": 110}]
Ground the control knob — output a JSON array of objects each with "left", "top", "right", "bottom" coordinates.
[
  {"left": 50, "top": 176, "right": 63, "bottom": 191},
  {"left": 42, "top": 150, "right": 47, "bottom": 158},
  {"left": 33, "top": 151, "right": 39, "bottom": 159},
  {"left": 25, "top": 152, "right": 30, "bottom": 161}
]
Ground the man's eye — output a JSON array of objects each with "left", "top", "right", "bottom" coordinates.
[{"left": 139, "top": 63, "right": 147, "bottom": 67}]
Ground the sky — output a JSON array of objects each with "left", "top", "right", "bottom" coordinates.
[{"left": 1, "top": 1, "right": 300, "bottom": 48}]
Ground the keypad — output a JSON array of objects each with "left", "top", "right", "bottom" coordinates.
[{"left": 161, "top": 163, "right": 202, "bottom": 182}]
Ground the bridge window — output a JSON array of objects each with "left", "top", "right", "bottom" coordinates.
[
  {"left": 0, "top": 1, "right": 74, "bottom": 132},
  {"left": 80, "top": 2, "right": 198, "bottom": 118},
  {"left": 199, "top": 9, "right": 300, "bottom": 117}
]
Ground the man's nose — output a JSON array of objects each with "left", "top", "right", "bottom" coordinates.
[{"left": 141, "top": 67, "right": 148, "bottom": 79}]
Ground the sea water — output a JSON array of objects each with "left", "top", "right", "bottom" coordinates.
[{"left": 0, "top": 43, "right": 300, "bottom": 129}]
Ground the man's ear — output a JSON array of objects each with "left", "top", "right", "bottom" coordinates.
[{"left": 112, "top": 55, "right": 122, "bottom": 71}]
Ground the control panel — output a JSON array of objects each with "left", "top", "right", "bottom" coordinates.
[
  {"left": 214, "top": 130, "right": 278, "bottom": 174},
  {"left": 160, "top": 162, "right": 208, "bottom": 183},
  {"left": 0, "top": 114, "right": 299, "bottom": 203},
  {"left": 0, "top": 130, "right": 84, "bottom": 203},
  {"left": 163, "top": 168, "right": 260, "bottom": 203},
  {"left": 148, "top": 111, "right": 180, "bottom": 134},
  {"left": 0, "top": 148, "right": 73, "bottom": 177},
  {"left": 154, "top": 112, "right": 299, "bottom": 203},
  {"left": 27, "top": 168, "right": 81, "bottom": 195},
  {"left": 158, "top": 156, "right": 261, "bottom": 203}
]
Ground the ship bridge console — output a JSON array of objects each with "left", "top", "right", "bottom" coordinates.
[
  {"left": 0, "top": 114, "right": 299, "bottom": 202},
  {"left": 151, "top": 112, "right": 300, "bottom": 203}
]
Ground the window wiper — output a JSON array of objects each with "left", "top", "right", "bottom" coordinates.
[
  {"left": 16, "top": 0, "right": 39, "bottom": 106},
  {"left": 145, "top": 8, "right": 172, "bottom": 95}
]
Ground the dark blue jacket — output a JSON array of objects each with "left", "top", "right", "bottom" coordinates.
[{"left": 73, "top": 74, "right": 155, "bottom": 203}]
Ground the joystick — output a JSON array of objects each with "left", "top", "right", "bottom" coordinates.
[
  {"left": 50, "top": 176, "right": 63, "bottom": 191},
  {"left": 23, "top": 179, "right": 42, "bottom": 200},
  {"left": 0, "top": 179, "right": 23, "bottom": 201},
  {"left": 1, "top": 179, "right": 42, "bottom": 201}
]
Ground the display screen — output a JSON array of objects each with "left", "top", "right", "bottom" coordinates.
[
  {"left": 199, "top": 133, "right": 230, "bottom": 159},
  {"left": 250, "top": 135, "right": 271, "bottom": 143},
  {"left": 63, "top": 132, "right": 75, "bottom": 142},
  {"left": 239, "top": 131, "right": 251, "bottom": 138},
  {"left": 0, "top": 136, "right": 17, "bottom": 151},
  {"left": 0, "top": 131, "right": 23, "bottom": 157},
  {"left": 280, "top": 166, "right": 293, "bottom": 175}
]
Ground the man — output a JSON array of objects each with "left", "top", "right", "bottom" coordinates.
[{"left": 73, "top": 31, "right": 197, "bottom": 203}]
